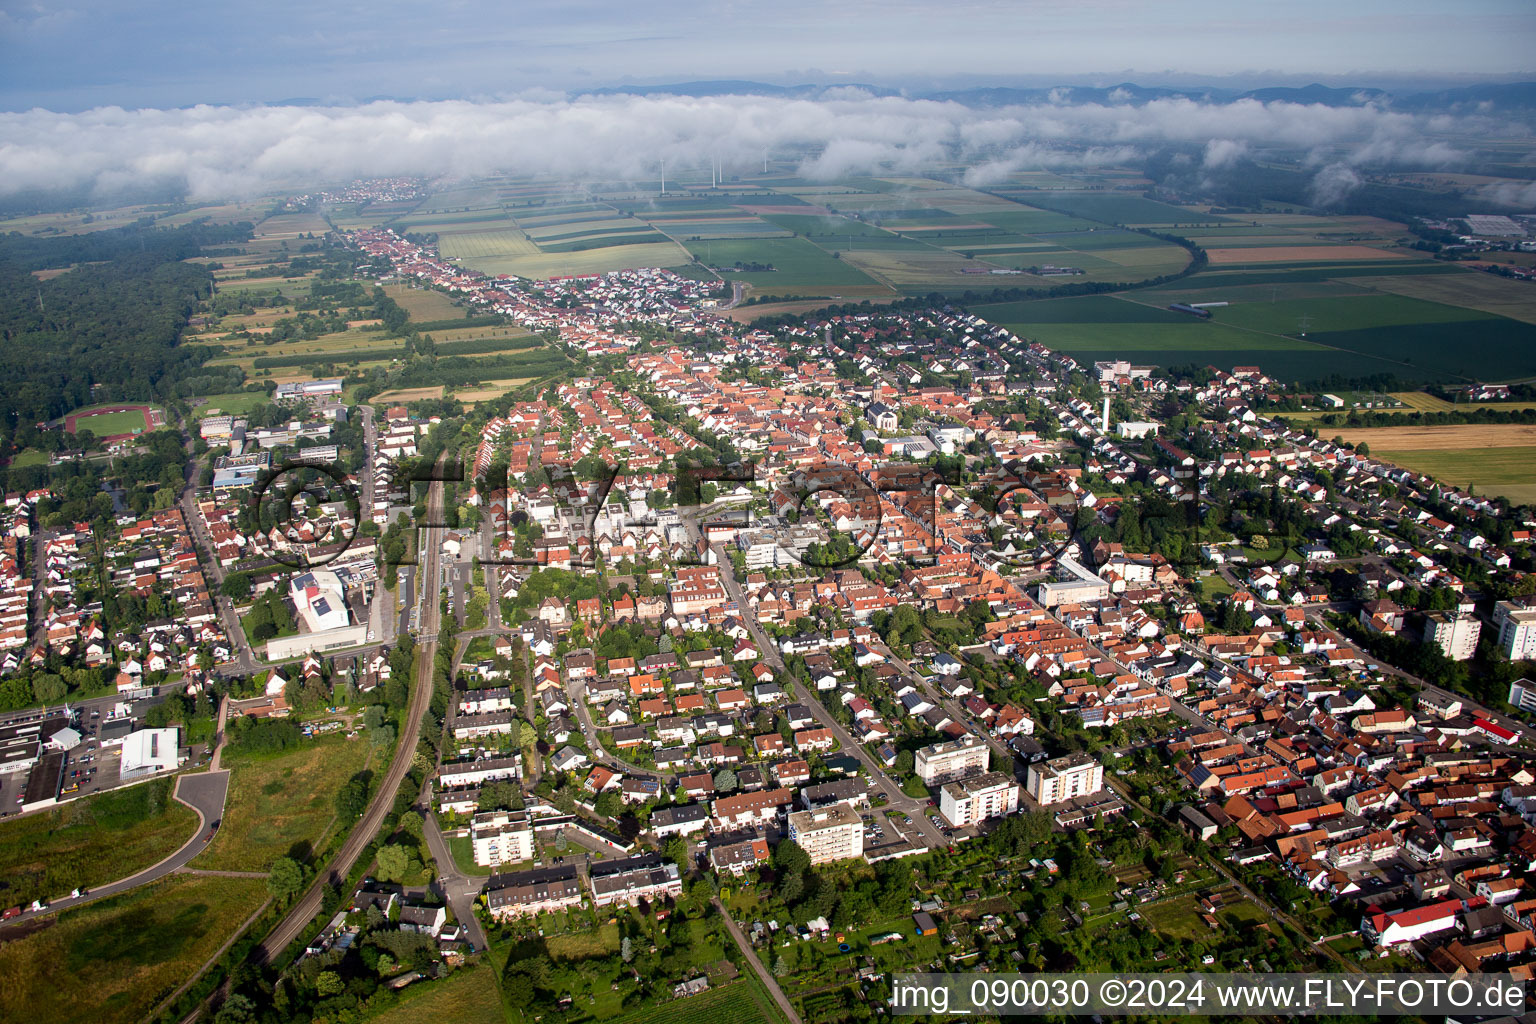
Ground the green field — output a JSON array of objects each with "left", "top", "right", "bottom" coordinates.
[
  {"left": 1372, "top": 446, "right": 1536, "bottom": 504},
  {"left": 193, "top": 735, "right": 365, "bottom": 871},
  {"left": 0, "top": 778, "right": 197, "bottom": 911},
  {"left": 1023, "top": 193, "right": 1232, "bottom": 225},
  {"left": 68, "top": 406, "right": 151, "bottom": 437},
  {"left": 0, "top": 874, "right": 267, "bottom": 1024},
  {"left": 684, "top": 237, "right": 890, "bottom": 296},
  {"left": 369, "top": 963, "right": 507, "bottom": 1024},
  {"left": 192, "top": 391, "right": 277, "bottom": 416}
]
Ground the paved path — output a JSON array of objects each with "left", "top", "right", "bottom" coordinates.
[{"left": 714, "top": 897, "right": 803, "bottom": 1024}]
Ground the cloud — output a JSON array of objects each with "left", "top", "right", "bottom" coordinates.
[
  {"left": 1201, "top": 138, "right": 1248, "bottom": 170},
  {"left": 1310, "top": 162, "right": 1363, "bottom": 207},
  {"left": 0, "top": 90, "right": 1492, "bottom": 201}
]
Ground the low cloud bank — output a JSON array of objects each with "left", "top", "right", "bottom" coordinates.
[{"left": 0, "top": 91, "right": 1487, "bottom": 201}]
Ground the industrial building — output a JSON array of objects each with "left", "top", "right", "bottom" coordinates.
[{"left": 119, "top": 727, "right": 181, "bottom": 780}]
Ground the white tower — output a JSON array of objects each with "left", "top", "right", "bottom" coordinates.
[{"left": 1102, "top": 396, "right": 1111, "bottom": 432}]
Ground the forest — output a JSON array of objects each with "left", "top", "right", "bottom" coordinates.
[{"left": 0, "top": 222, "right": 252, "bottom": 436}]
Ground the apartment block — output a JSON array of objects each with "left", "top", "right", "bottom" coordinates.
[
  {"left": 786, "top": 801, "right": 864, "bottom": 865},
  {"left": 1498, "top": 606, "right": 1536, "bottom": 660},
  {"left": 1424, "top": 611, "right": 1480, "bottom": 662},
  {"left": 1026, "top": 752, "right": 1104, "bottom": 806},
  {"left": 914, "top": 735, "right": 989, "bottom": 785},
  {"left": 471, "top": 809, "right": 536, "bottom": 868},
  {"left": 939, "top": 771, "right": 1021, "bottom": 827}
]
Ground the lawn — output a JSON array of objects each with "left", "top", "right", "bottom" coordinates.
[
  {"left": 0, "top": 778, "right": 197, "bottom": 911},
  {"left": 369, "top": 962, "right": 507, "bottom": 1024},
  {"left": 192, "top": 391, "right": 277, "bottom": 416},
  {"left": 544, "top": 921, "right": 621, "bottom": 959},
  {"left": 447, "top": 834, "right": 485, "bottom": 877},
  {"left": 6, "top": 448, "right": 47, "bottom": 468},
  {"left": 193, "top": 735, "right": 366, "bottom": 871},
  {"left": 0, "top": 874, "right": 267, "bottom": 1024}
]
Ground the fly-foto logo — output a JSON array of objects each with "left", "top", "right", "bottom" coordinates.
[{"left": 243, "top": 452, "right": 1215, "bottom": 574}]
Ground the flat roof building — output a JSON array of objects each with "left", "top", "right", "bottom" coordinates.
[
  {"left": 939, "top": 771, "right": 1020, "bottom": 827},
  {"left": 471, "top": 809, "right": 536, "bottom": 868},
  {"left": 119, "top": 727, "right": 180, "bottom": 780},
  {"left": 786, "top": 801, "right": 864, "bottom": 866},
  {"left": 1026, "top": 752, "right": 1104, "bottom": 807},
  {"left": 914, "top": 735, "right": 989, "bottom": 785}
]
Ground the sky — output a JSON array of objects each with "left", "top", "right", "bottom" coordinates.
[{"left": 2, "top": 0, "right": 1533, "bottom": 112}]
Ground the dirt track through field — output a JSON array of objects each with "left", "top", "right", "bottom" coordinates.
[{"left": 1334, "top": 423, "right": 1536, "bottom": 449}]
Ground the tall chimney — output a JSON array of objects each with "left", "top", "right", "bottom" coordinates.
[{"left": 1102, "top": 396, "right": 1111, "bottom": 432}]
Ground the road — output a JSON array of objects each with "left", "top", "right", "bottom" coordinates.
[
  {"left": 2, "top": 697, "right": 232, "bottom": 925},
  {"left": 421, "top": 806, "right": 490, "bottom": 950},
  {"left": 713, "top": 897, "right": 804, "bottom": 1024},
  {"left": 694, "top": 524, "right": 946, "bottom": 848},
  {"left": 247, "top": 453, "right": 448, "bottom": 966}
]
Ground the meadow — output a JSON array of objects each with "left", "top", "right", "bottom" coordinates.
[
  {"left": 193, "top": 735, "right": 366, "bottom": 872},
  {"left": 596, "top": 980, "right": 788, "bottom": 1024},
  {"left": 369, "top": 963, "right": 507, "bottom": 1024},
  {"left": 0, "top": 778, "right": 196, "bottom": 911},
  {"left": 0, "top": 874, "right": 267, "bottom": 1024}
]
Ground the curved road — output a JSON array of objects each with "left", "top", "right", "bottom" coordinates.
[{"left": 1, "top": 698, "right": 232, "bottom": 927}]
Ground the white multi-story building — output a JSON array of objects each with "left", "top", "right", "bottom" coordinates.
[
  {"left": 736, "top": 530, "right": 780, "bottom": 570},
  {"left": 1498, "top": 606, "right": 1536, "bottom": 660},
  {"left": 471, "top": 810, "right": 536, "bottom": 868},
  {"left": 939, "top": 771, "right": 1020, "bottom": 827},
  {"left": 1424, "top": 611, "right": 1480, "bottom": 661},
  {"left": 914, "top": 735, "right": 989, "bottom": 785},
  {"left": 786, "top": 801, "right": 864, "bottom": 865},
  {"left": 1026, "top": 753, "right": 1104, "bottom": 806},
  {"left": 1510, "top": 678, "right": 1536, "bottom": 714}
]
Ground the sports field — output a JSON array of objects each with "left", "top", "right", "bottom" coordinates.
[{"left": 63, "top": 403, "right": 159, "bottom": 439}]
